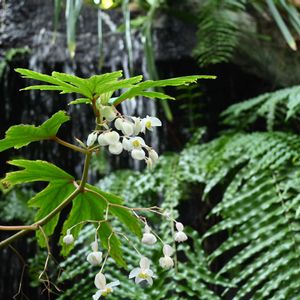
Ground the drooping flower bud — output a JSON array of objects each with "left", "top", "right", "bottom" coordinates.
[
  {"left": 141, "top": 225, "right": 157, "bottom": 245},
  {"left": 87, "top": 251, "right": 103, "bottom": 266},
  {"left": 63, "top": 230, "right": 74, "bottom": 245},
  {"left": 174, "top": 222, "right": 188, "bottom": 242},
  {"left": 159, "top": 256, "right": 174, "bottom": 269},
  {"left": 148, "top": 149, "right": 159, "bottom": 164},
  {"left": 101, "top": 106, "right": 117, "bottom": 122},
  {"left": 98, "top": 133, "right": 109, "bottom": 146},
  {"left": 104, "top": 131, "right": 120, "bottom": 145},
  {"left": 87, "top": 132, "right": 98, "bottom": 147}
]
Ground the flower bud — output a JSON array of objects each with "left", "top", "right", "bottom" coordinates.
[
  {"left": 131, "top": 149, "right": 145, "bottom": 160},
  {"left": 176, "top": 222, "right": 184, "bottom": 232},
  {"left": 102, "top": 106, "right": 117, "bottom": 122},
  {"left": 174, "top": 231, "right": 188, "bottom": 242},
  {"left": 98, "top": 133, "right": 109, "bottom": 146},
  {"left": 114, "top": 118, "right": 123, "bottom": 130},
  {"left": 121, "top": 121, "right": 134, "bottom": 136},
  {"left": 105, "top": 131, "right": 120, "bottom": 145},
  {"left": 163, "top": 244, "right": 174, "bottom": 257},
  {"left": 109, "top": 142, "right": 123, "bottom": 155},
  {"left": 142, "top": 233, "right": 157, "bottom": 245},
  {"left": 159, "top": 256, "right": 174, "bottom": 269},
  {"left": 148, "top": 149, "right": 159, "bottom": 163},
  {"left": 63, "top": 233, "right": 74, "bottom": 245},
  {"left": 87, "top": 132, "right": 98, "bottom": 147},
  {"left": 87, "top": 251, "right": 103, "bottom": 266},
  {"left": 122, "top": 137, "right": 132, "bottom": 151}
]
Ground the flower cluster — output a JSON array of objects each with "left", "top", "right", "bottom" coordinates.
[
  {"left": 86, "top": 104, "right": 161, "bottom": 167},
  {"left": 63, "top": 218, "right": 188, "bottom": 298}
]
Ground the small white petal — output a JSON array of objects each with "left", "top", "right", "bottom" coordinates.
[
  {"left": 149, "top": 116, "right": 162, "bottom": 127},
  {"left": 163, "top": 244, "right": 174, "bottom": 257},
  {"left": 105, "top": 131, "right": 120, "bottom": 145},
  {"left": 63, "top": 234, "right": 74, "bottom": 245},
  {"left": 94, "top": 272, "right": 106, "bottom": 290},
  {"left": 93, "top": 290, "right": 102, "bottom": 300},
  {"left": 146, "top": 158, "right": 154, "bottom": 169},
  {"left": 176, "top": 222, "right": 184, "bottom": 232},
  {"left": 131, "top": 149, "right": 145, "bottom": 160},
  {"left": 159, "top": 256, "right": 174, "bottom": 269},
  {"left": 106, "top": 280, "right": 120, "bottom": 288},
  {"left": 142, "top": 233, "right": 157, "bottom": 245},
  {"left": 114, "top": 118, "right": 123, "bottom": 130},
  {"left": 135, "top": 276, "right": 143, "bottom": 284},
  {"left": 130, "top": 137, "right": 146, "bottom": 149},
  {"left": 146, "top": 277, "right": 153, "bottom": 286},
  {"left": 129, "top": 268, "right": 140, "bottom": 279},
  {"left": 87, "top": 251, "right": 103, "bottom": 266},
  {"left": 145, "top": 269, "right": 154, "bottom": 277},
  {"left": 98, "top": 133, "right": 109, "bottom": 146},
  {"left": 174, "top": 231, "right": 188, "bottom": 243},
  {"left": 131, "top": 117, "right": 142, "bottom": 135},
  {"left": 122, "top": 137, "right": 133, "bottom": 151},
  {"left": 87, "top": 132, "right": 98, "bottom": 147},
  {"left": 121, "top": 121, "right": 134, "bottom": 136},
  {"left": 140, "top": 257, "right": 151, "bottom": 270},
  {"left": 109, "top": 142, "right": 123, "bottom": 155}
]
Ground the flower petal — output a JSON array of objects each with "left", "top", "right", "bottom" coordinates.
[
  {"left": 93, "top": 290, "right": 102, "bottom": 300},
  {"left": 106, "top": 280, "right": 120, "bottom": 288},
  {"left": 129, "top": 268, "right": 140, "bottom": 278},
  {"left": 94, "top": 272, "right": 106, "bottom": 290},
  {"left": 140, "top": 257, "right": 151, "bottom": 269},
  {"left": 163, "top": 244, "right": 174, "bottom": 257},
  {"left": 150, "top": 117, "right": 162, "bottom": 127},
  {"left": 146, "top": 276, "right": 153, "bottom": 286}
]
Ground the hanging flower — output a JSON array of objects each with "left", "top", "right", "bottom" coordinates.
[
  {"left": 114, "top": 118, "right": 134, "bottom": 136},
  {"left": 141, "top": 225, "right": 157, "bottom": 245},
  {"left": 108, "top": 142, "right": 123, "bottom": 155},
  {"left": 141, "top": 116, "right": 162, "bottom": 133},
  {"left": 101, "top": 106, "right": 117, "bottom": 122},
  {"left": 159, "top": 244, "right": 174, "bottom": 269},
  {"left": 87, "top": 241, "right": 103, "bottom": 266},
  {"left": 87, "top": 132, "right": 98, "bottom": 147},
  {"left": 174, "top": 222, "right": 188, "bottom": 242},
  {"left": 63, "top": 230, "right": 74, "bottom": 245},
  {"left": 129, "top": 257, "right": 154, "bottom": 286},
  {"left": 131, "top": 149, "right": 145, "bottom": 160},
  {"left": 93, "top": 272, "right": 120, "bottom": 300}
]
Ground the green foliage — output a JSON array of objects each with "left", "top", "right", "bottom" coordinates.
[
  {"left": 222, "top": 85, "right": 300, "bottom": 131},
  {"left": 15, "top": 68, "right": 215, "bottom": 106},
  {"left": 193, "top": 0, "right": 246, "bottom": 66},
  {"left": 0, "top": 111, "right": 70, "bottom": 152}
]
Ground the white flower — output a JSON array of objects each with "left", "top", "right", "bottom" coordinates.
[
  {"left": 141, "top": 116, "right": 162, "bottom": 133},
  {"left": 131, "top": 117, "right": 142, "bottom": 135},
  {"left": 87, "top": 251, "right": 103, "bottom": 266},
  {"left": 98, "top": 133, "right": 109, "bottom": 146},
  {"left": 131, "top": 149, "right": 145, "bottom": 160},
  {"left": 159, "top": 244, "right": 174, "bottom": 269},
  {"left": 141, "top": 225, "right": 157, "bottom": 245},
  {"left": 87, "top": 132, "right": 98, "bottom": 147},
  {"left": 130, "top": 137, "right": 146, "bottom": 149},
  {"left": 108, "top": 142, "right": 123, "bottom": 155},
  {"left": 104, "top": 131, "right": 120, "bottom": 145},
  {"left": 63, "top": 230, "right": 74, "bottom": 245},
  {"left": 129, "top": 257, "right": 154, "bottom": 286},
  {"left": 159, "top": 256, "right": 174, "bottom": 269},
  {"left": 174, "top": 222, "right": 188, "bottom": 242},
  {"left": 93, "top": 272, "right": 120, "bottom": 300},
  {"left": 101, "top": 106, "right": 117, "bottom": 122},
  {"left": 114, "top": 118, "right": 134, "bottom": 136}
]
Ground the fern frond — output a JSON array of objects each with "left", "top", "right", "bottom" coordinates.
[
  {"left": 222, "top": 85, "right": 300, "bottom": 131},
  {"left": 193, "top": 0, "right": 246, "bottom": 66}
]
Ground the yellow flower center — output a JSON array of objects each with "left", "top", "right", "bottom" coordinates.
[
  {"left": 102, "top": 288, "right": 112, "bottom": 296},
  {"left": 138, "top": 272, "right": 149, "bottom": 279},
  {"left": 145, "top": 120, "right": 152, "bottom": 129},
  {"left": 132, "top": 140, "right": 140, "bottom": 148}
]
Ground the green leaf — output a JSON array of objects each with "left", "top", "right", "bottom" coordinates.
[
  {"left": 29, "top": 182, "right": 76, "bottom": 247},
  {"left": 0, "top": 111, "right": 70, "bottom": 152},
  {"left": 98, "top": 222, "right": 126, "bottom": 267},
  {"left": 113, "top": 75, "right": 216, "bottom": 105},
  {"left": 2, "top": 159, "right": 73, "bottom": 187},
  {"left": 1, "top": 159, "right": 75, "bottom": 246},
  {"left": 68, "top": 98, "right": 91, "bottom": 105}
]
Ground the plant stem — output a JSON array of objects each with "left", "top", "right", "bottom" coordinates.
[{"left": 53, "top": 136, "right": 88, "bottom": 154}]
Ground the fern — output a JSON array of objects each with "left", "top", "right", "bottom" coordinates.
[
  {"left": 193, "top": 0, "right": 246, "bottom": 66},
  {"left": 222, "top": 85, "right": 300, "bottom": 131}
]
